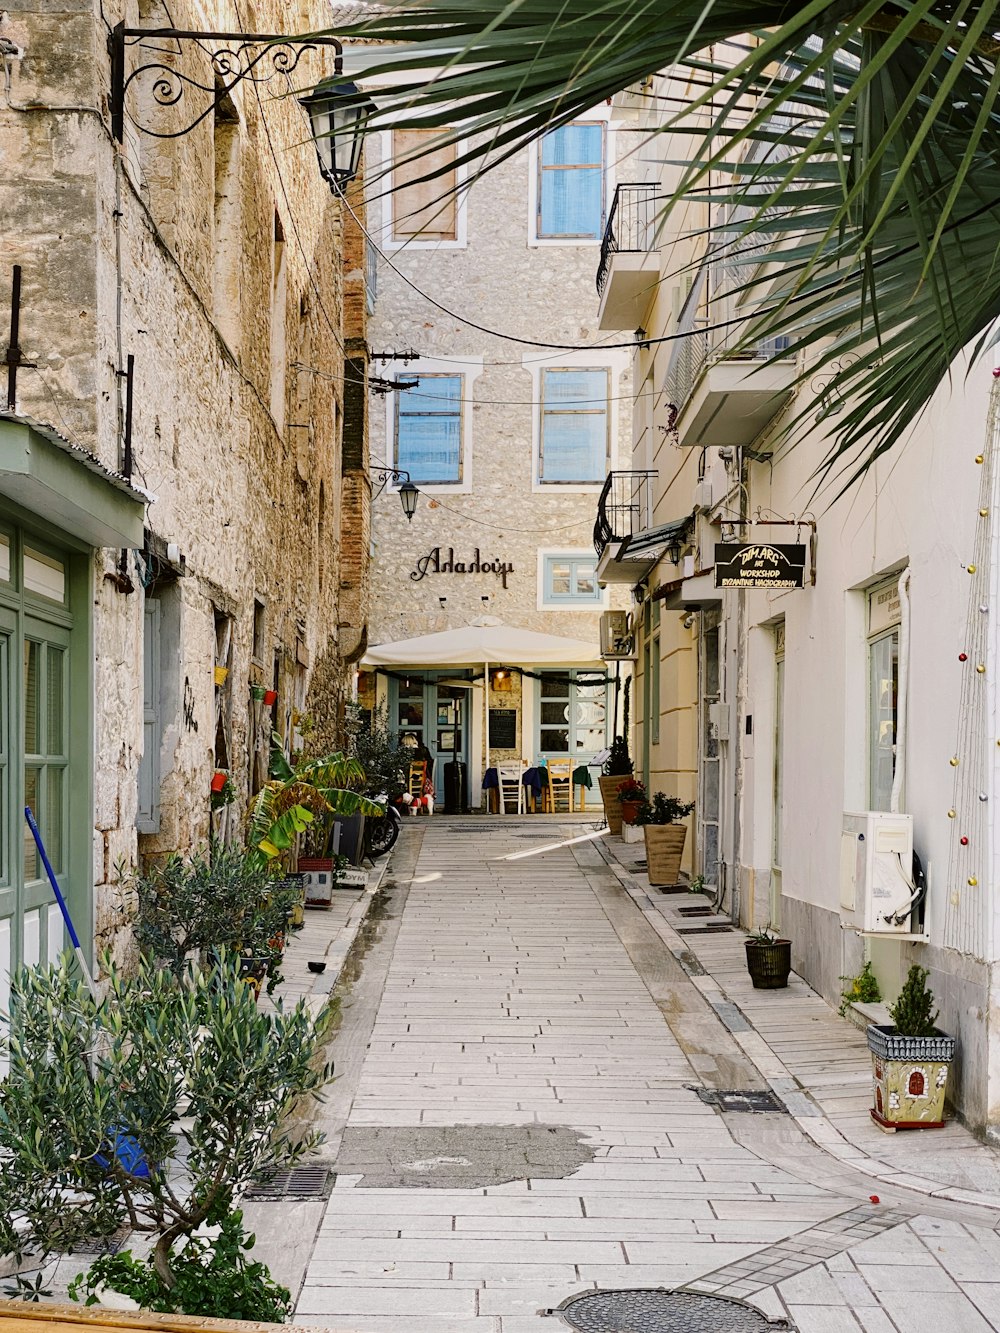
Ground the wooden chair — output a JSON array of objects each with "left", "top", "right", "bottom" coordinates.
[
  {"left": 497, "top": 763, "right": 525, "bottom": 814},
  {"left": 408, "top": 760, "right": 427, "bottom": 802},
  {"left": 545, "top": 758, "right": 573, "bottom": 813}
]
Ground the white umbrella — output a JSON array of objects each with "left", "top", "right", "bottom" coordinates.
[{"left": 361, "top": 622, "right": 602, "bottom": 668}]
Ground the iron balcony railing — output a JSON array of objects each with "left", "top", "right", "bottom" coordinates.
[
  {"left": 662, "top": 265, "right": 792, "bottom": 417},
  {"left": 594, "top": 470, "right": 656, "bottom": 557},
  {"left": 596, "top": 183, "right": 660, "bottom": 297}
]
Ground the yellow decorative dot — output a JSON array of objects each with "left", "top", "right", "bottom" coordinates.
[
  {"left": 981, "top": 509, "right": 990, "bottom": 517},
  {"left": 969, "top": 564, "right": 978, "bottom": 574},
  {"left": 951, "top": 891, "right": 961, "bottom": 906},
  {"left": 950, "top": 756, "right": 960, "bottom": 767},
  {"left": 969, "top": 877, "right": 979, "bottom": 887},
  {"left": 976, "top": 454, "right": 985, "bottom": 464},
  {"left": 948, "top": 808, "right": 957, "bottom": 818},
  {"left": 978, "top": 664, "right": 987, "bottom": 674}
]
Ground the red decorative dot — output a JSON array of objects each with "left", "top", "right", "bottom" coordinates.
[
  {"left": 960, "top": 653, "right": 969, "bottom": 661},
  {"left": 869, "top": 1195, "right": 880, "bottom": 1204},
  {"left": 961, "top": 836, "right": 970, "bottom": 846}
]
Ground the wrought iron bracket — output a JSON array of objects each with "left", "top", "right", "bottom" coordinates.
[
  {"left": 372, "top": 467, "right": 411, "bottom": 497},
  {"left": 108, "top": 22, "right": 343, "bottom": 143}
]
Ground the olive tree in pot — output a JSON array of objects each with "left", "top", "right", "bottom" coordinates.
[
  {"left": 635, "top": 793, "right": 695, "bottom": 886},
  {"left": 0, "top": 951, "right": 330, "bottom": 1317},
  {"left": 745, "top": 923, "right": 792, "bottom": 989},
  {"left": 867, "top": 963, "right": 955, "bottom": 1131}
]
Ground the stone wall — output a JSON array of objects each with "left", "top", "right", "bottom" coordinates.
[{"left": 0, "top": 0, "right": 368, "bottom": 963}]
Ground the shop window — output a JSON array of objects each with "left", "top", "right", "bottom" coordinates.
[
  {"left": 542, "top": 553, "right": 603, "bottom": 606},
  {"left": 536, "top": 122, "right": 605, "bottom": 239},
  {"left": 390, "top": 128, "right": 458, "bottom": 242},
  {"left": 537, "top": 674, "right": 607, "bottom": 759},
  {"left": 395, "top": 374, "right": 463, "bottom": 483},
  {"left": 538, "top": 368, "right": 609, "bottom": 483}
]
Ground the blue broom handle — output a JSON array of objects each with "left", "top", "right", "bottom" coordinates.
[{"left": 24, "top": 806, "right": 82, "bottom": 950}]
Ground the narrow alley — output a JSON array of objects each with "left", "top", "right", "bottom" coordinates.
[{"left": 286, "top": 821, "right": 1000, "bottom": 1333}]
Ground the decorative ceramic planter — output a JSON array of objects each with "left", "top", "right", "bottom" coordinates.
[
  {"left": 598, "top": 774, "right": 626, "bottom": 836},
  {"left": 237, "top": 955, "right": 268, "bottom": 1000},
  {"left": 213, "top": 665, "right": 228, "bottom": 687},
  {"left": 867, "top": 1024, "right": 955, "bottom": 1130},
  {"left": 299, "top": 856, "right": 335, "bottom": 907},
  {"left": 745, "top": 938, "right": 792, "bottom": 989},
  {"left": 643, "top": 823, "right": 687, "bottom": 886},
  {"left": 250, "top": 684, "right": 266, "bottom": 702}
]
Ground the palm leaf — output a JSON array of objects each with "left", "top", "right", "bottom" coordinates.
[{"left": 330, "top": 0, "right": 1000, "bottom": 477}]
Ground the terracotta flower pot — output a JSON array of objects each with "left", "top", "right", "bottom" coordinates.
[
  {"left": 210, "top": 770, "right": 227, "bottom": 794},
  {"left": 263, "top": 689, "right": 278, "bottom": 706},
  {"left": 643, "top": 823, "right": 687, "bottom": 886},
  {"left": 599, "top": 774, "right": 626, "bottom": 835},
  {"left": 621, "top": 799, "right": 643, "bottom": 826}
]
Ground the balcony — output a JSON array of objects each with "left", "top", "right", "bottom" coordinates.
[
  {"left": 663, "top": 266, "right": 796, "bottom": 448},
  {"left": 594, "top": 470, "right": 691, "bottom": 586},
  {"left": 596, "top": 184, "right": 661, "bottom": 331}
]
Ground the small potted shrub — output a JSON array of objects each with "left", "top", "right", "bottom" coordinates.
[
  {"left": 867, "top": 964, "right": 955, "bottom": 1131},
  {"left": 617, "top": 778, "right": 646, "bottom": 827},
  {"left": 599, "top": 736, "right": 633, "bottom": 836},
  {"left": 745, "top": 923, "right": 792, "bottom": 989},
  {"left": 636, "top": 793, "right": 694, "bottom": 886}
]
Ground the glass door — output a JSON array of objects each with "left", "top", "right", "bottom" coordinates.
[
  {"left": 536, "top": 673, "right": 608, "bottom": 807},
  {"left": 391, "top": 673, "right": 469, "bottom": 796}
]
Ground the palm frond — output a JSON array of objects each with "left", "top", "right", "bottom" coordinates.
[{"left": 333, "top": 0, "right": 1000, "bottom": 477}]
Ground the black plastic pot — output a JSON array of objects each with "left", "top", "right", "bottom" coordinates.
[{"left": 745, "top": 938, "right": 792, "bottom": 989}]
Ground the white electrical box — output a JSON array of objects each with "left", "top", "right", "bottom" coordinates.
[
  {"left": 708, "top": 702, "right": 731, "bottom": 741},
  {"left": 840, "top": 811, "right": 914, "bottom": 933},
  {"left": 600, "top": 610, "right": 635, "bottom": 660}
]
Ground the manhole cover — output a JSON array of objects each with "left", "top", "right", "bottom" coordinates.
[
  {"left": 244, "top": 1164, "right": 335, "bottom": 1201},
  {"left": 561, "top": 1289, "right": 792, "bottom": 1331},
  {"left": 694, "top": 1088, "right": 788, "bottom": 1114},
  {"left": 676, "top": 924, "right": 733, "bottom": 934}
]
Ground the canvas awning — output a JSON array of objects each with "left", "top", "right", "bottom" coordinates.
[{"left": 362, "top": 622, "right": 602, "bottom": 667}]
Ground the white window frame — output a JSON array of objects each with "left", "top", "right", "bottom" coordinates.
[
  {"left": 524, "top": 348, "right": 628, "bottom": 493},
  {"left": 538, "top": 549, "right": 609, "bottom": 610},
  {"left": 384, "top": 355, "right": 482, "bottom": 495},
  {"left": 527, "top": 107, "right": 614, "bottom": 247},
  {"left": 380, "top": 129, "right": 470, "bottom": 252}
]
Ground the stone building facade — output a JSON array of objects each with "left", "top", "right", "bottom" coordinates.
[
  {"left": 356, "top": 103, "right": 637, "bottom": 809},
  {"left": 0, "top": 0, "right": 369, "bottom": 977}
]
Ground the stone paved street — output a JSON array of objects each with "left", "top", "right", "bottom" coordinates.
[{"left": 292, "top": 821, "right": 1000, "bottom": 1332}]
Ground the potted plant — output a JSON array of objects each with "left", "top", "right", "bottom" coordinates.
[
  {"left": 636, "top": 792, "right": 694, "bottom": 886},
  {"left": 599, "top": 736, "right": 633, "bottom": 836},
  {"left": 617, "top": 778, "right": 646, "bottom": 826},
  {"left": 745, "top": 922, "right": 792, "bottom": 989},
  {"left": 867, "top": 963, "right": 955, "bottom": 1131}
]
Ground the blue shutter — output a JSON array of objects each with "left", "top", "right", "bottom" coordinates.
[
  {"left": 539, "top": 125, "right": 604, "bottom": 238},
  {"left": 540, "top": 369, "right": 608, "bottom": 482},
  {"left": 396, "top": 375, "right": 463, "bottom": 482}
]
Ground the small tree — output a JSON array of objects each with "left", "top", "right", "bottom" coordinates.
[
  {"left": 0, "top": 952, "right": 330, "bottom": 1295},
  {"left": 603, "top": 736, "right": 633, "bottom": 777},
  {"left": 351, "top": 706, "right": 411, "bottom": 800},
  {"left": 889, "top": 963, "right": 939, "bottom": 1037}
]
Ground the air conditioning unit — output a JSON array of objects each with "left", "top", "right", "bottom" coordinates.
[
  {"left": 600, "top": 610, "right": 635, "bottom": 660},
  {"left": 840, "top": 811, "right": 915, "bottom": 933}
]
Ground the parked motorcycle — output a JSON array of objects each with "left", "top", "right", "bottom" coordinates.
[{"left": 363, "top": 793, "right": 402, "bottom": 861}]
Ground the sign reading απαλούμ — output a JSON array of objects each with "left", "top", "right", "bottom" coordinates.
[{"left": 714, "top": 543, "right": 806, "bottom": 590}]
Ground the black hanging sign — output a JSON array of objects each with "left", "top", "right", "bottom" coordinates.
[{"left": 714, "top": 543, "right": 807, "bottom": 590}]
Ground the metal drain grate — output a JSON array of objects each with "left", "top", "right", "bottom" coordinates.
[
  {"left": 72, "top": 1225, "right": 131, "bottom": 1256},
  {"left": 676, "top": 905, "right": 712, "bottom": 917},
  {"left": 560, "top": 1289, "right": 792, "bottom": 1331},
  {"left": 244, "top": 1165, "right": 335, "bottom": 1201},
  {"left": 675, "top": 924, "right": 733, "bottom": 934},
  {"left": 694, "top": 1088, "right": 788, "bottom": 1114}
]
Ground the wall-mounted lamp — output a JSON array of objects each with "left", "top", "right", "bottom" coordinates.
[
  {"left": 667, "top": 539, "right": 683, "bottom": 565},
  {"left": 491, "top": 668, "right": 513, "bottom": 692},
  {"left": 373, "top": 468, "right": 420, "bottom": 521},
  {"left": 108, "top": 23, "right": 372, "bottom": 197}
]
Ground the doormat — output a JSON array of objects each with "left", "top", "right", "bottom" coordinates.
[
  {"left": 693, "top": 1088, "right": 788, "bottom": 1114},
  {"left": 558, "top": 1289, "right": 793, "bottom": 1331}
]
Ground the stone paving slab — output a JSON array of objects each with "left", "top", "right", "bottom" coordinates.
[{"left": 292, "top": 820, "right": 1000, "bottom": 1332}]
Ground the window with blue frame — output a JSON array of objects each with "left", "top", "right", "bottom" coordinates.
[
  {"left": 537, "top": 122, "right": 605, "bottom": 239},
  {"left": 395, "top": 374, "right": 463, "bottom": 483},
  {"left": 543, "top": 554, "right": 603, "bottom": 606},
  {"left": 539, "top": 367, "right": 609, "bottom": 483}
]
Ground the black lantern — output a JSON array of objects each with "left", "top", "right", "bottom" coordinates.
[
  {"left": 300, "top": 78, "right": 376, "bottom": 194},
  {"left": 399, "top": 480, "right": 420, "bottom": 522}
]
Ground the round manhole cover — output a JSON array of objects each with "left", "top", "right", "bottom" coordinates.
[{"left": 561, "top": 1290, "right": 791, "bottom": 1332}]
